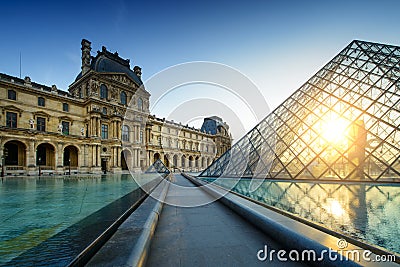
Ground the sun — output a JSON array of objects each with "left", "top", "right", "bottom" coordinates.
[{"left": 322, "top": 117, "right": 349, "bottom": 144}]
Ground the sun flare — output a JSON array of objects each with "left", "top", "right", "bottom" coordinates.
[{"left": 322, "top": 118, "right": 348, "bottom": 144}]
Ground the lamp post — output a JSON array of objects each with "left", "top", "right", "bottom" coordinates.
[
  {"left": 68, "top": 158, "right": 71, "bottom": 175},
  {"left": 1, "top": 148, "right": 8, "bottom": 178},
  {"left": 38, "top": 156, "right": 41, "bottom": 177},
  {"left": 1, "top": 155, "right": 4, "bottom": 178}
]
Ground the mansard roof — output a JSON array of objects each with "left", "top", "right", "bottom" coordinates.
[{"left": 75, "top": 46, "right": 143, "bottom": 85}]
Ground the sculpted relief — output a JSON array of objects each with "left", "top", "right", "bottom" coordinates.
[
  {"left": 90, "top": 79, "right": 100, "bottom": 96},
  {"left": 110, "top": 85, "right": 117, "bottom": 100},
  {"left": 111, "top": 74, "right": 136, "bottom": 88}
]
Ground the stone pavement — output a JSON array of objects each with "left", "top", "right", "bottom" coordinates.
[{"left": 146, "top": 174, "right": 306, "bottom": 267}]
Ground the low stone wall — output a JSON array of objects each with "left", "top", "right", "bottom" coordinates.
[{"left": 85, "top": 176, "right": 170, "bottom": 267}]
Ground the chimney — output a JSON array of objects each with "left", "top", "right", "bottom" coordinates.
[{"left": 81, "top": 39, "right": 92, "bottom": 75}]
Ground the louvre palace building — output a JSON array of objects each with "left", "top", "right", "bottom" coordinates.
[{"left": 0, "top": 39, "right": 231, "bottom": 175}]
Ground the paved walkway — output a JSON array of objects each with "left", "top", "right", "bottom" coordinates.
[{"left": 146, "top": 174, "right": 306, "bottom": 266}]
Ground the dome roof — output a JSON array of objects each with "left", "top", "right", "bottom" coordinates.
[{"left": 75, "top": 46, "right": 143, "bottom": 85}]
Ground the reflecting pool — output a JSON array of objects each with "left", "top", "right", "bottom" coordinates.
[
  {"left": 0, "top": 174, "right": 157, "bottom": 266},
  {"left": 202, "top": 178, "right": 400, "bottom": 254}
]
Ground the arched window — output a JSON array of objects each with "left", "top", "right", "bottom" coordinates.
[
  {"left": 122, "top": 125, "right": 130, "bottom": 141},
  {"left": 138, "top": 97, "right": 143, "bottom": 111},
  {"left": 100, "top": 84, "right": 108, "bottom": 99},
  {"left": 120, "top": 91, "right": 127, "bottom": 105},
  {"left": 38, "top": 97, "right": 45, "bottom": 107}
]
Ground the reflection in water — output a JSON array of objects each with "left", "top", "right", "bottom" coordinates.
[
  {"left": 206, "top": 178, "right": 400, "bottom": 254},
  {"left": 0, "top": 174, "right": 157, "bottom": 266}
]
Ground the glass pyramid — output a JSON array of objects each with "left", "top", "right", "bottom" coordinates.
[
  {"left": 145, "top": 159, "right": 170, "bottom": 175},
  {"left": 200, "top": 40, "right": 400, "bottom": 181}
]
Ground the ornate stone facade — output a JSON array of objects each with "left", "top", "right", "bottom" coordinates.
[{"left": 0, "top": 39, "right": 231, "bottom": 175}]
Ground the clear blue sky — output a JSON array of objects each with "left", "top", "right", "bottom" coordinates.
[{"left": 1, "top": 0, "right": 399, "bottom": 138}]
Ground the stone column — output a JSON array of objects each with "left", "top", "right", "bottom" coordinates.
[
  {"left": 133, "top": 149, "right": 137, "bottom": 168},
  {"left": 113, "top": 121, "right": 116, "bottom": 139},
  {"left": 97, "top": 118, "right": 101, "bottom": 138},
  {"left": 90, "top": 117, "right": 95, "bottom": 137},
  {"left": 114, "top": 120, "right": 118, "bottom": 139},
  {"left": 84, "top": 145, "right": 88, "bottom": 167},
  {"left": 92, "top": 145, "right": 96, "bottom": 167},
  {"left": 56, "top": 143, "right": 63, "bottom": 174},
  {"left": 112, "top": 147, "right": 116, "bottom": 167},
  {"left": 136, "top": 149, "right": 140, "bottom": 168},
  {"left": 96, "top": 145, "right": 101, "bottom": 167},
  {"left": 26, "top": 140, "right": 36, "bottom": 175},
  {"left": 27, "top": 140, "right": 35, "bottom": 167},
  {"left": 110, "top": 121, "right": 113, "bottom": 139},
  {"left": 117, "top": 146, "right": 121, "bottom": 167},
  {"left": 117, "top": 121, "right": 122, "bottom": 140},
  {"left": 129, "top": 126, "right": 133, "bottom": 143},
  {"left": 89, "top": 118, "right": 92, "bottom": 136}
]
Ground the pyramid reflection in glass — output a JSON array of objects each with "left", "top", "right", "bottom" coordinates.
[
  {"left": 145, "top": 159, "right": 170, "bottom": 175},
  {"left": 201, "top": 40, "right": 400, "bottom": 181}
]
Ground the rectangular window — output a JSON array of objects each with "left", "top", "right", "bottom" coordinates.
[
  {"left": 38, "top": 97, "right": 45, "bottom": 107},
  {"left": 8, "top": 90, "right": 16, "bottom": 100},
  {"left": 37, "top": 117, "right": 46, "bottom": 131},
  {"left": 140, "top": 131, "right": 143, "bottom": 144},
  {"left": 62, "top": 121, "right": 70, "bottom": 135},
  {"left": 6, "top": 112, "right": 17, "bottom": 128},
  {"left": 101, "top": 124, "right": 108, "bottom": 139},
  {"left": 63, "top": 103, "right": 69, "bottom": 112}
]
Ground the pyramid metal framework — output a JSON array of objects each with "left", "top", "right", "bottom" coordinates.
[
  {"left": 200, "top": 40, "right": 400, "bottom": 181},
  {"left": 145, "top": 159, "right": 171, "bottom": 175}
]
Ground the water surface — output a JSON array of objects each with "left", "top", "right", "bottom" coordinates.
[
  {"left": 202, "top": 177, "right": 400, "bottom": 254},
  {"left": 0, "top": 174, "right": 156, "bottom": 266}
]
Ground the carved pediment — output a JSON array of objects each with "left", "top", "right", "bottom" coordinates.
[
  {"left": 32, "top": 111, "right": 51, "bottom": 121},
  {"left": 59, "top": 116, "right": 74, "bottom": 125},
  {"left": 2, "top": 105, "right": 24, "bottom": 116}
]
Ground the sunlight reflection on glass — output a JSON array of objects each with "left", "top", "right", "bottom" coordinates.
[{"left": 325, "top": 198, "right": 345, "bottom": 218}]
